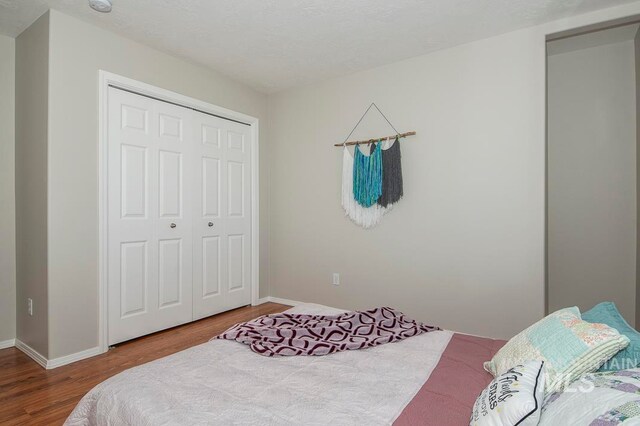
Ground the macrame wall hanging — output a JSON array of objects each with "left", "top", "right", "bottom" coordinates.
[{"left": 336, "top": 103, "right": 415, "bottom": 229}]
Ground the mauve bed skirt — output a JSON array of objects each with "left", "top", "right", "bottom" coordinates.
[{"left": 394, "top": 333, "right": 506, "bottom": 426}]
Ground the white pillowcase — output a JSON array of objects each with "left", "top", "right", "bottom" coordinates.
[
  {"left": 470, "top": 360, "right": 545, "bottom": 426},
  {"left": 539, "top": 368, "right": 640, "bottom": 425}
]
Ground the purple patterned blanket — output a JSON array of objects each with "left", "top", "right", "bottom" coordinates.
[{"left": 215, "top": 307, "right": 440, "bottom": 357}]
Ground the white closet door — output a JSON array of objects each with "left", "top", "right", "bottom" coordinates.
[
  {"left": 108, "top": 87, "right": 193, "bottom": 345},
  {"left": 192, "top": 112, "right": 252, "bottom": 319}
]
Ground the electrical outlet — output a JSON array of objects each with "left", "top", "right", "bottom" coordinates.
[
  {"left": 332, "top": 273, "right": 340, "bottom": 286},
  {"left": 27, "top": 298, "right": 33, "bottom": 316}
]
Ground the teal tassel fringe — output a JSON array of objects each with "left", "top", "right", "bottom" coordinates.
[{"left": 353, "top": 142, "right": 383, "bottom": 207}]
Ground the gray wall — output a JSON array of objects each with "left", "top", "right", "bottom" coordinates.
[
  {"left": 0, "top": 34, "right": 16, "bottom": 344},
  {"left": 46, "top": 10, "right": 269, "bottom": 358},
  {"left": 15, "top": 12, "right": 49, "bottom": 357},
  {"left": 547, "top": 41, "right": 637, "bottom": 324},
  {"left": 636, "top": 28, "right": 640, "bottom": 327},
  {"left": 267, "top": 27, "right": 547, "bottom": 340}
]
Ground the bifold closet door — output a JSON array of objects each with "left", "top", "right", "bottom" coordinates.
[
  {"left": 107, "top": 87, "right": 193, "bottom": 345},
  {"left": 192, "top": 112, "right": 252, "bottom": 319}
]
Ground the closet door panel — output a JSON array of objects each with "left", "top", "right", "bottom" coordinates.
[
  {"left": 120, "top": 241, "right": 148, "bottom": 317},
  {"left": 193, "top": 114, "right": 251, "bottom": 318},
  {"left": 108, "top": 88, "right": 193, "bottom": 345},
  {"left": 120, "top": 145, "right": 148, "bottom": 218},
  {"left": 227, "top": 234, "right": 245, "bottom": 291},
  {"left": 202, "top": 124, "right": 221, "bottom": 147},
  {"left": 154, "top": 100, "right": 193, "bottom": 331},
  {"left": 193, "top": 113, "right": 227, "bottom": 319},
  {"left": 158, "top": 238, "right": 182, "bottom": 308},
  {"left": 223, "top": 123, "right": 252, "bottom": 308},
  {"left": 202, "top": 236, "right": 221, "bottom": 298},
  {"left": 227, "top": 161, "right": 245, "bottom": 217},
  {"left": 202, "top": 157, "right": 220, "bottom": 217},
  {"left": 158, "top": 150, "right": 182, "bottom": 218},
  {"left": 108, "top": 88, "right": 159, "bottom": 345}
]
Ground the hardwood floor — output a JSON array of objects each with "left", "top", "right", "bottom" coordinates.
[{"left": 0, "top": 302, "right": 289, "bottom": 425}]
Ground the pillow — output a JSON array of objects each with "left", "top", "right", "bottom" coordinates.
[
  {"left": 582, "top": 302, "right": 640, "bottom": 371},
  {"left": 470, "top": 360, "right": 545, "bottom": 426},
  {"left": 539, "top": 368, "right": 640, "bottom": 425},
  {"left": 484, "top": 307, "right": 629, "bottom": 394}
]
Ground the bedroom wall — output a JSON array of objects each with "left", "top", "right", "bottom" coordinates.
[
  {"left": 547, "top": 40, "right": 637, "bottom": 324},
  {"left": 45, "top": 10, "right": 270, "bottom": 359},
  {"left": 268, "top": 29, "right": 545, "bottom": 340},
  {"left": 0, "top": 34, "right": 16, "bottom": 345},
  {"left": 15, "top": 12, "right": 50, "bottom": 357},
  {"left": 267, "top": 3, "right": 640, "bottom": 339}
]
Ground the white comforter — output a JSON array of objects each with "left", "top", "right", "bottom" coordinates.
[{"left": 66, "top": 304, "right": 452, "bottom": 426}]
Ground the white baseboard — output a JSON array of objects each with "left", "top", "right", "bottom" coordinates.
[
  {"left": 16, "top": 339, "right": 104, "bottom": 369},
  {"left": 15, "top": 297, "right": 303, "bottom": 369},
  {"left": 15, "top": 339, "right": 48, "bottom": 369},
  {"left": 0, "top": 338, "right": 15, "bottom": 350},
  {"left": 264, "top": 296, "right": 304, "bottom": 307},
  {"left": 47, "top": 346, "right": 104, "bottom": 369}
]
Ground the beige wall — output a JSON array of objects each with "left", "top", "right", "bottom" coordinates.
[
  {"left": 268, "top": 30, "right": 546, "bottom": 340},
  {"left": 548, "top": 40, "right": 637, "bottom": 324},
  {"left": 15, "top": 12, "right": 49, "bottom": 356},
  {"left": 46, "top": 10, "right": 269, "bottom": 358},
  {"left": 10, "top": 1, "right": 640, "bottom": 359},
  {"left": 267, "top": 3, "right": 640, "bottom": 339},
  {"left": 0, "top": 34, "right": 16, "bottom": 344}
]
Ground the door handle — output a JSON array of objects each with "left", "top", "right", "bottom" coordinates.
[
  {"left": 208, "top": 222, "right": 214, "bottom": 227},
  {"left": 170, "top": 223, "right": 177, "bottom": 228}
]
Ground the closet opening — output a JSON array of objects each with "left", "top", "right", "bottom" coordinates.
[{"left": 546, "top": 19, "right": 640, "bottom": 326}]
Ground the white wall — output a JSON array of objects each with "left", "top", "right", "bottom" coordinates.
[
  {"left": 547, "top": 40, "right": 637, "bottom": 324},
  {"left": 15, "top": 12, "right": 49, "bottom": 356},
  {"left": 0, "top": 34, "right": 16, "bottom": 345},
  {"left": 267, "top": 3, "right": 640, "bottom": 339},
  {"left": 43, "top": 10, "right": 270, "bottom": 359}
]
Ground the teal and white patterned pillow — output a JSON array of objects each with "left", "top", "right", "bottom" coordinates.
[
  {"left": 582, "top": 302, "right": 640, "bottom": 371},
  {"left": 484, "top": 307, "right": 630, "bottom": 394}
]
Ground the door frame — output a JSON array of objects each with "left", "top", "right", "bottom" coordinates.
[{"left": 98, "top": 71, "right": 260, "bottom": 353}]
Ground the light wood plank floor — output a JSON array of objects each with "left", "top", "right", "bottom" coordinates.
[{"left": 0, "top": 302, "right": 289, "bottom": 425}]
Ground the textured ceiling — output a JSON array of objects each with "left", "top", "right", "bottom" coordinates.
[{"left": 1, "top": 0, "right": 638, "bottom": 93}]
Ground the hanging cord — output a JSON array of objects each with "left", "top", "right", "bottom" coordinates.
[{"left": 342, "top": 103, "right": 400, "bottom": 146}]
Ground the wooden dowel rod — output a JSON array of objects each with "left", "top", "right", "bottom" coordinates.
[{"left": 334, "top": 131, "right": 416, "bottom": 147}]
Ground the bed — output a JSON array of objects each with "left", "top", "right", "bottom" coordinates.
[{"left": 65, "top": 304, "right": 505, "bottom": 425}]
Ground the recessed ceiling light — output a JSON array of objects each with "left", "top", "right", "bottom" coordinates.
[{"left": 89, "top": 0, "right": 112, "bottom": 13}]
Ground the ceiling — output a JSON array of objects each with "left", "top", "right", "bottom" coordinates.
[
  {"left": 0, "top": 0, "right": 638, "bottom": 93},
  {"left": 547, "top": 22, "right": 639, "bottom": 55}
]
